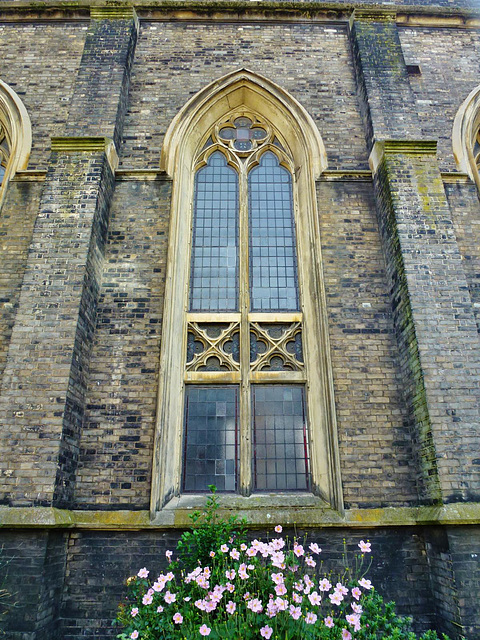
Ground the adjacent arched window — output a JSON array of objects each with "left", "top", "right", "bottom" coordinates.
[
  {"left": 0, "top": 79, "right": 32, "bottom": 206},
  {"left": 453, "top": 84, "right": 480, "bottom": 193},
  {"left": 152, "top": 70, "right": 342, "bottom": 514}
]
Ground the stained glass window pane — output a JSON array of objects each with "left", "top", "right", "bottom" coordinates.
[
  {"left": 190, "top": 152, "right": 238, "bottom": 312},
  {"left": 249, "top": 152, "right": 299, "bottom": 312},
  {"left": 0, "top": 165, "right": 5, "bottom": 185},
  {"left": 183, "top": 386, "right": 238, "bottom": 492},
  {"left": 253, "top": 385, "right": 309, "bottom": 491}
]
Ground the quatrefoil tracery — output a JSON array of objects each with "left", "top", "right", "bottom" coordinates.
[
  {"left": 186, "top": 322, "right": 240, "bottom": 372},
  {"left": 250, "top": 322, "right": 304, "bottom": 372}
]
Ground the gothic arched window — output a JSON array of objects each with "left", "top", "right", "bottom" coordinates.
[
  {"left": 152, "top": 70, "right": 342, "bottom": 514},
  {"left": 0, "top": 79, "right": 32, "bottom": 206},
  {"left": 453, "top": 84, "right": 480, "bottom": 195}
]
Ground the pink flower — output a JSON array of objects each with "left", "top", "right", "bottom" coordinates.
[
  {"left": 319, "top": 578, "right": 332, "bottom": 592},
  {"left": 209, "top": 551, "right": 215, "bottom": 558},
  {"left": 166, "top": 572, "right": 174, "bottom": 581},
  {"left": 199, "top": 624, "right": 211, "bottom": 636},
  {"left": 324, "top": 616, "right": 334, "bottom": 628},
  {"left": 358, "top": 540, "right": 371, "bottom": 553},
  {"left": 173, "top": 612, "right": 183, "bottom": 624},
  {"left": 342, "top": 630, "right": 352, "bottom": 640},
  {"left": 308, "top": 591, "right": 321, "bottom": 606},
  {"left": 166, "top": 550, "right": 173, "bottom": 561},
  {"left": 358, "top": 578, "right": 373, "bottom": 590},
  {"left": 275, "top": 525, "right": 283, "bottom": 533},
  {"left": 130, "top": 632, "right": 139, "bottom": 640},
  {"left": 271, "top": 572, "right": 284, "bottom": 585},
  {"left": 293, "top": 543, "right": 304, "bottom": 557},
  {"left": 329, "top": 591, "right": 343, "bottom": 605},
  {"left": 275, "top": 597, "right": 288, "bottom": 611},
  {"left": 309, "top": 542, "right": 321, "bottom": 554},
  {"left": 230, "top": 548, "right": 240, "bottom": 560},
  {"left": 351, "top": 587, "right": 362, "bottom": 601},
  {"left": 335, "top": 583, "right": 348, "bottom": 596},
  {"left": 164, "top": 591, "right": 176, "bottom": 604},
  {"left": 352, "top": 603, "right": 363, "bottom": 614},
  {"left": 220, "top": 544, "right": 229, "bottom": 553},
  {"left": 137, "top": 567, "right": 149, "bottom": 578},
  {"left": 306, "top": 612, "right": 317, "bottom": 624},
  {"left": 289, "top": 605, "right": 302, "bottom": 620},
  {"left": 156, "top": 605, "right": 163, "bottom": 613},
  {"left": 142, "top": 593, "right": 153, "bottom": 605},
  {"left": 346, "top": 613, "right": 361, "bottom": 632},
  {"left": 130, "top": 607, "right": 139, "bottom": 617},
  {"left": 247, "top": 598, "right": 263, "bottom": 613},
  {"left": 275, "top": 583, "right": 287, "bottom": 596},
  {"left": 240, "top": 543, "right": 248, "bottom": 551},
  {"left": 226, "top": 569, "right": 236, "bottom": 580},
  {"left": 260, "top": 626, "right": 273, "bottom": 639},
  {"left": 292, "top": 592, "right": 303, "bottom": 604},
  {"left": 226, "top": 582, "right": 235, "bottom": 593},
  {"left": 226, "top": 600, "right": 236, "bottom": 614},
  {"left": 305, "top": 556, "right": 316, "bottom": 567}
]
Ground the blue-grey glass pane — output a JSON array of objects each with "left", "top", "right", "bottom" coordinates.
[
  {"left": 190, "top": 152, "right": 238, "bottom": 312},
  {"left": 183, "top": 386, "right": 238, "bottom": 492},
  {"left": 249, "top": 152, "right": 299, "bottom": 312},
  {"left": 253, "top": 386, "right": 309, "bottom": 491},
  {"left": 0, "top": 165, "right": 5, "bottom": 185}
]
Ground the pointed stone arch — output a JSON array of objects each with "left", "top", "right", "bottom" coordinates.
[
  {"left": 0, "top": 79, "right": 32, "bottom": 205},
  {"left": 452, "top": 84, "right": 480, "bottom": 191},
  {"left": 152, "top": 69, "right": 342, "bottom": 516}
]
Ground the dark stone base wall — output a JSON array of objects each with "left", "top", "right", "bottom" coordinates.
[{"left": 0, "top": 526, "right": 440, "bottom": 640}]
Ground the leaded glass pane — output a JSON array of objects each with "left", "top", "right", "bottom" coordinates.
[
  {"left": 0, "top": 165, "right": 5, "bottom": 185},
  {"left": 249, "top": 152, "right": 299, "bottom": 311},
  {"left": 183, "top": 386, "right": 238, "bottom": 492},
  {"left": 190, "top": 152, "right": 238, "bottom": 312},
  {"left": 253, "top": 385, "right": 309, "bottom": 491}
]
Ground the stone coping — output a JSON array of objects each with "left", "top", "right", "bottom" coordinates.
[{"left": 1, "top": 501, "right": 479, "bottom": 530}]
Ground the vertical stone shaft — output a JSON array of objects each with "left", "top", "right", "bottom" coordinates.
[
  {"left": 0, "top": 8, "right": 138, "bottom": 507},
  {"left": 350, "top": 11, "right": 480, "bottom": 504}
]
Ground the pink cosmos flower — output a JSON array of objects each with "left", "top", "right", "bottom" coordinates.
[
  {"left": 342, "top": 630, "right": 352, "bottom": 640},
  {"left": 173, "top": 612, "right": 183, "bottom": 624},
  {"left": 130, "top": 607, "right": 139, "bottom": 617},
  {"left": 142, "top": 593, "right": 153, "bottom": 605},
  {"left": 351, "top": 587, "right": 362, "bottom": 601},
  {"left": 275, "top": 525, "right": 283, "bottom": 533},
  {"left": 293, "top": 543, "right": 304, "bottom": 557},
  {"left": 358, "top": 578, "right": 373, "bottom": 590},
  {"left": 199, "top": 624, "right": 211, "bottom": 636},
  {"left": 346, "top": 613, "right": 361, "bottom": 632},
  {"left": 308, "top": 591, "right": 321, "bottom": 606},
  {"left": 324, "top": 616, "right": 334, "bottom": 628},
  {"left": 260, "top": 626, "right": 273, "bottom": 639},
  {"left": 305, "top": 556, "right": 316, "bottom": 567},
  {"left": 358, "top": 540, "right": 371, "bottom": 553},
  {"left": 247, "top": 598, "right": 263, "bottom": 613},
  {"left": 230, "top": 548, "right": 240, "bottom": 560},
  {"left": 156, "top": 605, "right": 163, "bottom": 613},
  {"left": 220, "top": 544, "right": 229, "bottom": 553},
  {"left": 164, "top": 591, "right": 176, "bottom": 604},
  {"left": 319, "top": 578, "right": 332, "bottom": 592},
  {"left": 329, "top": 591, "right": 344, "bottom": 605},
  {"left": 289, "top": 605, "right": 302, "bottom": 620},
  {"left": 130, "top": 632, "right": 139, "bottom": 640},
  {"left": 309, "top": 542, "right": 321, "bottom": 554},
  {"left": 137, "top": 567, "right": 149, "bottom": 578},
  {"left": 306, "top": 612, "right": 318, "bottom": 624},
  {"left": 226, "top": 600, "right": 236, "bottom": 614}
]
